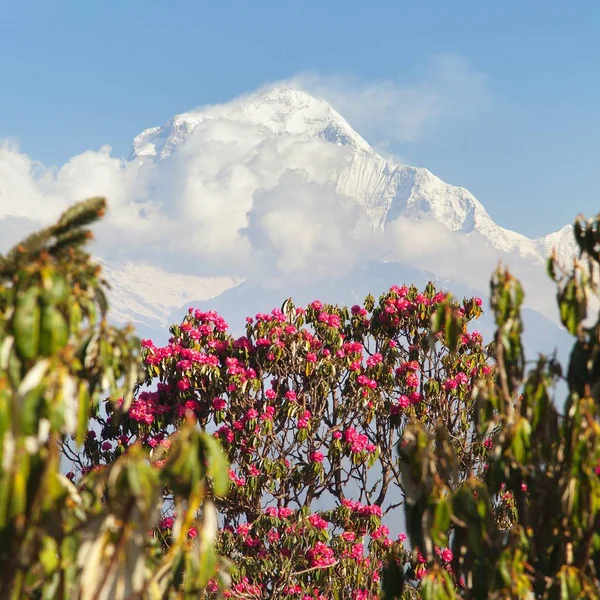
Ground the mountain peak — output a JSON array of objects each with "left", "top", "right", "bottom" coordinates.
[{"left": 132, "top": 84, "right": 372, "bottom": 159}]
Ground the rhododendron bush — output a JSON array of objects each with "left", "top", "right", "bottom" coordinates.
[{"left": 72, "top": 256, "right": 494, "bottom": 598}]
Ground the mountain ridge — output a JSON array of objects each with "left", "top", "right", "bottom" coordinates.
[{"left": 131, "top": 84, "right": 576, "bottom": 271}]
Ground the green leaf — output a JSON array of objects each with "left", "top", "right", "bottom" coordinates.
[
  {"left": 445, "top": 310, "right": 460, "bottom": 352},
  {"left": 559, "top": 278, "right": 584, "bottom": 336},
  {"left": 201, "top": 433, "right": 230, "bottom": 496},
  {"left": 12, "top": 284, "right": 41, "bottom": 361},
  {"left": 432, "top": 497, "right": 452, "bottom": 547},
  {"left": 39, "top": 536, "right": 59, "bottom": 576},
  {"left": 381, "top": 554, "right": 405, "bottom": 600},
  {"left": 39, "top": 304, "right": 69, "bottom": 357},
  {"left": 54, "top": 196, "right": 107, "bottom": 235}
]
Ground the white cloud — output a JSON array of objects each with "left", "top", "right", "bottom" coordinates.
[
  {"left": 0, "top": 70, "right": 559, "bottom": 328},
  {"left": 245, "top": 170, "right": 374, "bottom": 284},
  {"left": 292, "top": 54, "right": 490, "bottom": 147},
  {"left": 0, "top": 121, "right": 363, "bottom": 281}
]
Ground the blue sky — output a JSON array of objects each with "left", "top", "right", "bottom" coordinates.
[{"left": 1, "top": 0, "right": 599, "bottom": 237}]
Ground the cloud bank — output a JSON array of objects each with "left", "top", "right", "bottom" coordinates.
[{"left": 0, "top": 60, "right": 561, "bottom": 326}]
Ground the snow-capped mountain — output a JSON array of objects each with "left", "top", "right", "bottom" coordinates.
[
  {"left": 132, "top": 85, "right": 576, "bottom": 268},
  {"left": 0, "top": 84, "right": 577, "bottom": 344},
  {"left": 132, "top": 86, "right": 373, "bottom": 160}
]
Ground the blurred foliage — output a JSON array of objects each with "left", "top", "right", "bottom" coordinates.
[
  {"left": 0, "top": 198, "right": 229, "bottom": 599},
  {"left": 386, "top": 213, "right": 600, "bottom": 599}
]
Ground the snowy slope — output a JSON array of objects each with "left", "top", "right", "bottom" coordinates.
[{"left": 100, "top": 261, "right": 241, "bottom": 329}]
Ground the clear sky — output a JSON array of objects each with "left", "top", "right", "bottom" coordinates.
[{"left": 1, "top": 0, "right": 599, "bottom": 237}]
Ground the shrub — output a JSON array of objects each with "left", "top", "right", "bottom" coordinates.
[
  {"left": 0, "top": 199, "right": 228, "bottom": 599},
  {"left": 79, "top": 271, "right": 492, "bottom": 598},
  {"left": 390, "top": 215, "right": 600, "bottom": 599}
]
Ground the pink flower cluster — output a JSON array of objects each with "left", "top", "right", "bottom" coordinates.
[
  {"left": 307, "top": 541, "right": 336, "bottom": 567},
  {"left": 229, "top": 469, "right": 246, "bottom": 487},
  {"left": 344, "top": 427, "right": 376, "bottom": 454},
  {"left": 309, "top": 451, "right": 324, "bottom": 463},
  {"left": 265, "top": 506, "right": 295, "bottom": 519},
  {"left": 224, "top": 577, "right": 262, "bottom": 598},
  {"left": 357, "top": 374, "right": 378, "bottom": 390},
  {"left": 307, "top": 514, "right": 328, "bottom": 530},
  {"left": 318, "top": 311, "right": 342, "bottom": 328},
  {"left": 341, "top": 498, "right": 382, "bottom": 517},
  {"left": 297, "top": 410, "right": 311, "bottom": 429}
]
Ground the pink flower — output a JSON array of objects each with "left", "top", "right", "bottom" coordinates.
[
  {"left": 436, "top": 547, "right": 453, "bottom": 564},
  {"left": 245, "top": 408, "right": 259, "bottom": 421},
  {"left": 398, "top": 394, "right": 410, "bottom": 409},
  {"left": 405, "top": 372, "right": 419, "bottom": 388},
  {"left": 366, "top": 353, "right": 382, "bottom": 367},
  {"left": 217, "top": 426, "right": 234, "bottom": 444},
  {"left": 267, "top": 529, "right": 281, "bottom": 544},
  {"left": 309, "top": 451, "right": 324, "bottom": 463},
  {"left": 455, "top": 372, "right": 468, "bottom": 386},
  {"left": 370, "top": 525, "right": 389, "bottom": 540},
  {"left": 307, "top": 514, "right": 328, "bottom": 530},
  {"left": 350, "top": 543, "right": 363, "bottom": 560},
  {"left": 261, "top": 406, "right": 276, "bottom": 421},
  {"left": 306, "top": 352, "right": 317, "bottom": 363},
  {"left": 310, "top": 300, "right": 323, "bottom": 311},
  {"left": 177, "top": 378, "right": 190, "bottom": 391},
  {"left": 345, "top": 427, "right": 369, "bottom": 453},
  {"left": 297, "top": 410, "right": 311, "bottom": 429},
  {"left": 212, "top": 397, "right": 227, "bottom": 411},
  {"left": 307, "top": 541, "right": 336, "bottom": 567},
  {"left": 341, "top": 531, "right": 356, "bottom": 542},
  {"left": 442, "top": 378, "right": 457, "bottom": 391}
]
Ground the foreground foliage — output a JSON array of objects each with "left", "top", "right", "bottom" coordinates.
[
  {"left": 391, "top": 216, "right": 600, "bottom": 599},
  {"left": 3, "top": 197, "right": 599, "bottom": 599},
  {"left": 0, "top": 198, "right": 228, "bottom": 599}
]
